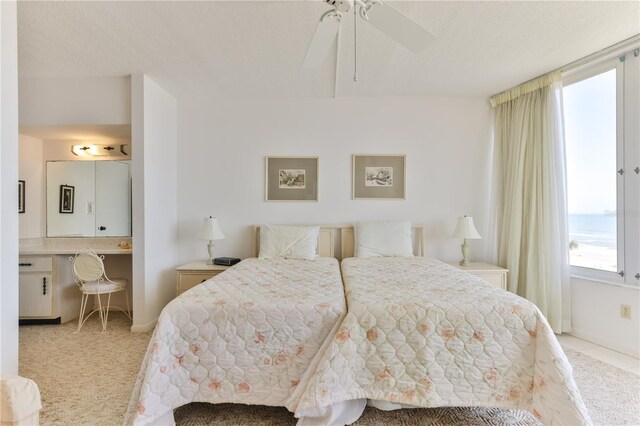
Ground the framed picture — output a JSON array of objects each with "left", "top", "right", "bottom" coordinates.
[
  {"left": 59, "top": 184, "right": 75, "bottom": 214},
  {"left": 18, "top": 180, "right": 25, "bottom": 214},
  {"left": 352, "top": 154, "right": 406, "bottom": 200},
  {"left": 265, "top": 157, "right": 318, "bottom": 202}
]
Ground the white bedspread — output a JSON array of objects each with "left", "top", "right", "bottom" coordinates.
[
  {"left": 125, "top": 258, "right": 346, "bottom": 425},
  {"left": 292, "top": 258, "right": 592, "bottom": 425}
]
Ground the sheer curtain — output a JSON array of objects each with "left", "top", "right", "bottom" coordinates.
[{"left": 490, "top": 70, "right": 571, "bottom": 333}]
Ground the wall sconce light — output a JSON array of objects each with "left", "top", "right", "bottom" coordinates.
[{"left": 71, "top": 144, "right": 130, "bottom": 157}]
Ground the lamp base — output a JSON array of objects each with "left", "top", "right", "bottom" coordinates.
[
  {"left": 459, "top": 239, "right": 470, "bottom": 266},
  {"left": 206, "top": 241, "right": 215, "bottom": 265}
]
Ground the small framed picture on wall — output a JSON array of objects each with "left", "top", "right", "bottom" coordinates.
[
  {"left": 352, "top": 154, "right": 406, "bottom": 200},
  {"left": 59, "top": 184, "right": 75, "bottom": 214},
  {"left": 18, "top": 180, "right": 25, "bottom": 213},
  {"left": 265, "top": 156, "right": 319, "bottom": 202}
]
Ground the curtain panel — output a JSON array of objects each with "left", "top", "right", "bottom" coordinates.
[{"left": 490, "top": 71, "right": 571, "bottom": 333}]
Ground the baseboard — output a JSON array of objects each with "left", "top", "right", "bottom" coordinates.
[
  {"left": 19, "top": 317, "right": 62, "bottom": 326},
  {"left": 131, "top": 317, "right": 157, "bottom": 333},
  {"left": 570, "top": 327, "right": 639, "bottom": 359}
]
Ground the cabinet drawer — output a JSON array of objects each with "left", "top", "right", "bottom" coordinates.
[
  {"left": 178, "top": 272, "right": 220, "bottom": 295},
  {"left": 474, "top": 272, "right": 506, "bottom": 290},
  {"left": 19, "top": 274, "right": 53, "bottom": 317},
  {"left": 19, "top": 257, "right": 53, "bottom": 272}
]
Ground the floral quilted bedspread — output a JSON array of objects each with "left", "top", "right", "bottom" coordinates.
[
  {"left": 292, "top": 257, "right": 592, "bottom": 425},
  {"left": 125, "top": 257, "right": 346, "bottom": 425}
]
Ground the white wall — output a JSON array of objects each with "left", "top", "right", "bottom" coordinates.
[
  {"left": 18, "top": 75, "right": 132, "bottom": 240},
  {"left": 131, "top": 75, "right": 178, "bottom": 332},
  {"left": 177, "top": 97, "right": 492, "bottom": 263},
  {"left": 19, "top": 76, "right": 131, "bottom": 126},
  {"left": 19, "top": 134, "right": 44, "bottom": 238},
  {"left": 19, "top": 137, "right": 133, "bottom": 240},
  {"left": 1, "top": 0, "right": 20, "bottom": 375},
  {"left": 571, "top": 278, "right": 639, "bottom": 357},
  {"left": 18, "top": 77, "right": 132, "bottom": 237}
]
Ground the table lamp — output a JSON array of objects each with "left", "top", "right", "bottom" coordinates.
[
  {"left": 197, "top": 216, "right": 225, "bottom": 265},
  {"left": 451, "top": 215, "right": 481, "bottom": 266}
]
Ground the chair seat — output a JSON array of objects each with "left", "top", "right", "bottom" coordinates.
[{"left": 81, "top": 279, "right": 127, "bottom": 295}]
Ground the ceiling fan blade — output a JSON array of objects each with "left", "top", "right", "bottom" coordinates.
[
  {"left": 365, "top": 2, "right": 435, "bottom": 54},
  {"left": 302, "top": 15, "right": 342, "bottom": 68}
]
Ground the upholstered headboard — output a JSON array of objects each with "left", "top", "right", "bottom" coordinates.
[
  {"left": 253, "top": 226, "right": 336, "bottom": 258},
  {"left": 340, "top": 225, "right": 425, "bottom": 259}
]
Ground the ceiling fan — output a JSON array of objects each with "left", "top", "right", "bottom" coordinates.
[{"left": 302, "top": 0, "right": 436, "bottom": 80}]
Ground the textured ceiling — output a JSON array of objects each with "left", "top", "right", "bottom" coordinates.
[{"left": 17, "top": 1, "right": 640, "bottom": 99}]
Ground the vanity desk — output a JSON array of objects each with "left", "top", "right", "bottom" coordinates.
[
  {"left": 19, "top": 238, "right": 132, "bottom": 324},
  {"left": 18, "top": 160, "right": 132, "bottom": 324}
]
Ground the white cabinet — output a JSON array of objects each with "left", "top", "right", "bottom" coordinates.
[
  {"left": 19, "top": 256, "right": 57, "bottom": 320},
  {"left": 19, "top": 274, "right": 53, "bottom": 317},
  {"left": 18, "top": 252, "right": 123, "bottom": 324},
  {"left": 175, "top": 262, "right": 229, "bottom": 296},
  {"left": 447, "top": 262, "right": 508, "bottom": 290}
]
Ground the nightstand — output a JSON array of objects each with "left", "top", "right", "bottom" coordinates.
[
  {"left": 447, "top": 262, "right": 508, "bottom": 290},
  {"left": 175, "top": 262, "right": 230, "bottom": 296}
]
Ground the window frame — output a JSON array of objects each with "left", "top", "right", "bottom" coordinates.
[{"left": 563, "top": 58, "right": 625, "bottom": 285}]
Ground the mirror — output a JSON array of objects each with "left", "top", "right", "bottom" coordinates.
[{"left": 46, "top": 160, "right": 131, "bottom": 237}]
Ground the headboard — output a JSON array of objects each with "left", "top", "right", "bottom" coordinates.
[
  {"left": 253, "top": 226, "right": 336, "bottom": 258},
  {"left": 340, "top": 225, "right": 425, "bottom": 259}
]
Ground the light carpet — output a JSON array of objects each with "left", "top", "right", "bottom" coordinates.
[{"left": 19, "top": 313, "right": 640, "bottom": 425}]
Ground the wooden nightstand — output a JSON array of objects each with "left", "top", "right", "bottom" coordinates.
[
  {"left": 175, "top": 262, "right": 230, "bottom": 296},
  {"left": 447, "top": 262, "right": 508, "bottom": 290}
]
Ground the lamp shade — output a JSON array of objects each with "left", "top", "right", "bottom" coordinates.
[
  {"left": 451, "top": 216, "right": 481, "bottom": 239},
  {"left": 197, "top": 216, "right": 226, "bottom": 241}
]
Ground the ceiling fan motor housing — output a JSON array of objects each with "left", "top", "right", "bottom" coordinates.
[{"left": 325, "top": 0, "right": 354, "bottom": 13}]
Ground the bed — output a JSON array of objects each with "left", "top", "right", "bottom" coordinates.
[
  {"left": 290, "top": 224, "right": 592, "bottom": 425},
  {"left": 125, "top": 226, "right": 347, "bottom": 425}
]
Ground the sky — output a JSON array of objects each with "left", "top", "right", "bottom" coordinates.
[{"left": 563, "top": 68, "right": 617, "bottom": 215}]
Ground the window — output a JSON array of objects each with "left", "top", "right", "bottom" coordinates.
[
  {"left": 564, "top": 67, "right": 618, "bottom": 273},
  {"left": 563, "top": 52, "right": 640, "bottom": 286}
]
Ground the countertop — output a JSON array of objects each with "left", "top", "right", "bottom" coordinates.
[{"left": 19, "top": 237, "right": 132, "bottom": 255}]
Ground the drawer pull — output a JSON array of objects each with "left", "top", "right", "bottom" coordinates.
[
  {"left": 43, "top": 277, "right": 47, "bottom": 295},
  {"left": 19, "top": 262, "right": 33, "bottom": 267}
]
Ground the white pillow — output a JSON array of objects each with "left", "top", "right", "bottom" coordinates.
[
  {"left": 355, "top": 220, "right": 414, "bottom": 258},
  {"left": 259, "top": 225, "right": 320, "bottom": 260}
]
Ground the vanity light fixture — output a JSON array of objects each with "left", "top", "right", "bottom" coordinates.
[
  {"left": 197, "top": 216, "right": 226, "bottom": 265},
  {"left": 451, "top": 215, "right": 482, "bottom": 266},
  {"left": 71, "top": 144, "right": 130, "bottom": 157}
]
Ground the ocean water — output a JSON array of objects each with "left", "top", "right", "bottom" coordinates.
[
  {"left": 568, "top": 213, "right": 616, "bottom": 249},
  {"left": 568, "top": 213, "right": 617, "bottom": 271}
]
